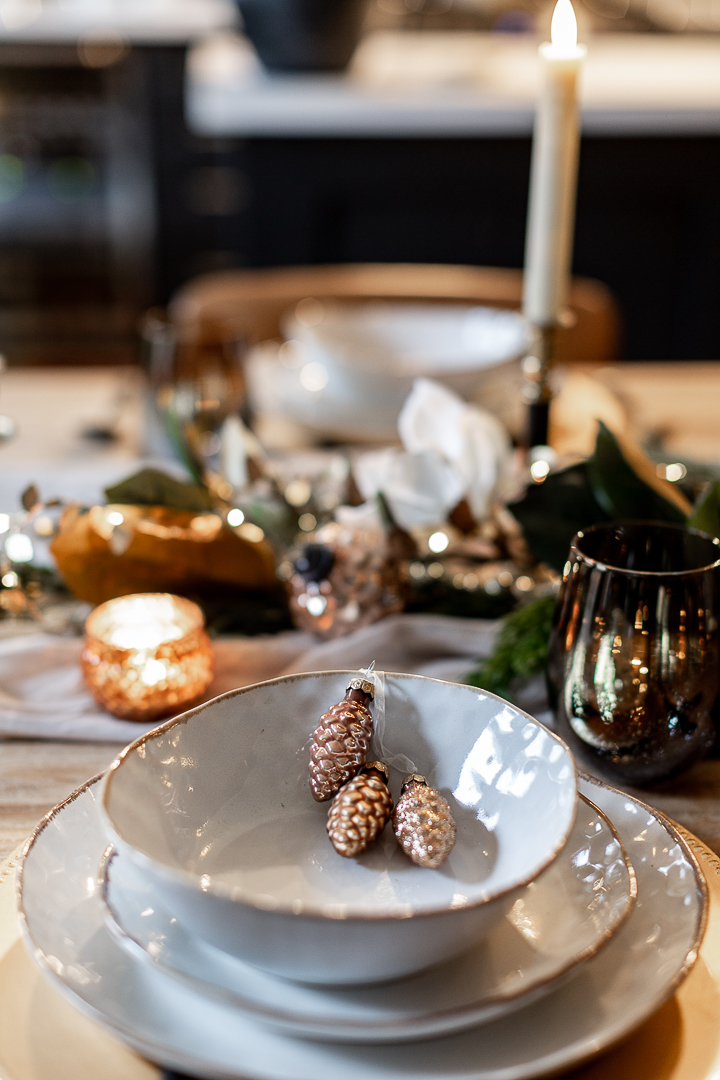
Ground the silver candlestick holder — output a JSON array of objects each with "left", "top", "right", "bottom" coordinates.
[{"left": 521, "top": 323, "right": 559, "bottom": 449}]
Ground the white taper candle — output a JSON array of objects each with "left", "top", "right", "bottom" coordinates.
[{"left": 522, "top": 0, "right": 586, "bottom": 327}]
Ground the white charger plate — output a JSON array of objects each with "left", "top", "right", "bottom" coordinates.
[
  {"left": 99, "top": 793, "right": 636, "bottom": 1043},
  {"left": 16, "top": 774, "right": 706, "bottom": 1080}
]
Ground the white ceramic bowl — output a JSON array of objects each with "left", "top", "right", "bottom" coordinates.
[
  {"left": 246, "top": 303, "right": 529, "bottom": 442},
  {"left": 99, "top": 671, "right": 576, "bottom": 986}
]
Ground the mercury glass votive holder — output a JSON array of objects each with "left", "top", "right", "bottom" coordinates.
[
  {"left": 548, "top": 521, "right": 720, "bottom": 785},
  {"left": 82, "top": 593, "right": 214, "bottom": 722}
]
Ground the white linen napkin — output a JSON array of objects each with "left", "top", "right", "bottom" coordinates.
[
  {"left": 354, "top": 378, "right": 512, "bottom": 529},
  {"left": 0, "top": 634, "right": 152, "bottom": 741},
  {"left": 0, "top": 614, "right": 551, "bottom": 742},
  {"left": 0, "top": 630, "right": 312, "bottom": 742}
]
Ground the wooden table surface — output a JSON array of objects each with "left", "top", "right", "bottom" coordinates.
[{"left": 0, "top": 740, "right": 121, "bottom": 861}]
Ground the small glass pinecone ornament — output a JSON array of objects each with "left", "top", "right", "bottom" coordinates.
[
  {"left": 309, "top": 670, "right": 375, "bottom": 802},
  {"left": 393, "top": 774, "right": 457, "bottom": 869},
  {"left": 327, "top": 761, "right": 393, "bottom": 858},
  {"left": 288, "top": 497, "right": 415, "bottom": 641}
]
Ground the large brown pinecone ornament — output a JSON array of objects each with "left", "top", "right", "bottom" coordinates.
[
  {"left": 393, "top": 775, "right": 457, "bottom": 869},
  {"left": 327, "top": 762, "right": 393, "bottom": 858},
  {"left": 309, "top": 675, "right": 375, "bottom": 802}
]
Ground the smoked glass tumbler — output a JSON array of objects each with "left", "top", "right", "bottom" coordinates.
[{"left": 548, "top": 522, "right": 720, "bottom": 785}]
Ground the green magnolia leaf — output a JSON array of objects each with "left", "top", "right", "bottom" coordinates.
[
  {"left": 509, "top": 423, "right": 689, "bottom": 572},
  {"left": 164, "top": 409, "right": 204, "bottom": 485},
  {"left": 239, "top": 493, "right": 299, "bottom": 549},
  {"left": 588, "top": 421, "right": 685, "bottom": 523},
  {"left": 104, "top": 468, "right": 214, "bottom": 512},
  {"left": 508, "top": 462, "right": 610, "bottom": 572},
  {"left": 688, "top": 479, "right": 720, "bottom": 540}
]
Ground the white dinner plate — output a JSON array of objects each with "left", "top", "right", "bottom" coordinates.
[
  {"left": 16, "top": 774, "right": 706, "bottom": 1080},
  {"left": 99, "top": 793, "right": 636, "bottom": 1043}
]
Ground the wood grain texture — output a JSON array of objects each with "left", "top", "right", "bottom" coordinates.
[{"left": 0, "top": 741, "right": 122, "bottom": 861}]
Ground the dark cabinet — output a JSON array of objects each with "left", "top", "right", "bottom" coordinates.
[
  {"left": 165, "top": 132, "right": 720, "bottom": 360},
  {"left": 3, "top": 39, "right": 719, "bottom": 362}
]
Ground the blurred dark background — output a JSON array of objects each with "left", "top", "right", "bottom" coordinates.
[{"left": 1, "top": 0, "right": 719, "bottom": 365}]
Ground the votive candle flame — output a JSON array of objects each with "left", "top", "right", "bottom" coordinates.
[{"left": 82, "top": 593, "right": 214, "bottom": 722}]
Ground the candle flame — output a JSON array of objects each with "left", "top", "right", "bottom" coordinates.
[{"left": 550, "top": 0, "right": 577, "bottom": 52}]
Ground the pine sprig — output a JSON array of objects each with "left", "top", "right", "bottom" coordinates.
[{"left": 465, "top": 594, "right": 556, "bottom": 700}]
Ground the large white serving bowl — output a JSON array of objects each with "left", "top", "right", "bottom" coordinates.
[
  {"left": 99, "top": 671, "right": 577, "bottom": 986},
  {"left": 246, "top": 303, "right": 529, "bottom": 441}
]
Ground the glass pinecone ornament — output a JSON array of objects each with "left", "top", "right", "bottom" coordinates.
[
  {"left": 327, "top": 761, "right": 393, "bottom": 858},
  {"left": 289, "top": 504, "right": 414, "bottom": 640},
  {"left": 309, "top": 673, "right": 375, "bottom": 802},
  {"left": 393, "top": 774, "right": 457, "bottom": 869}
]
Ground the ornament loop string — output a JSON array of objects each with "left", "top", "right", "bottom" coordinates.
[{"left": 365, "top": 666, "right": 417, "bottom": 774}]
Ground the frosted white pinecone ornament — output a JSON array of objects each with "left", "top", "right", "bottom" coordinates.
[{"left": 393, "top": 774, "right": 457, "bottom": 868}]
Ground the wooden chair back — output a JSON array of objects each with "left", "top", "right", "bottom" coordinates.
[{"left": 169, "top": 263, "right": 620, "bottom": 363}]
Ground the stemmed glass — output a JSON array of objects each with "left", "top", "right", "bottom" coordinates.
[
  {"left": 548, "top": 521, "right": 720, "bottom": 785},
  {"left": 141, "top": 310, "right": 247, "bottom": 490}
]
